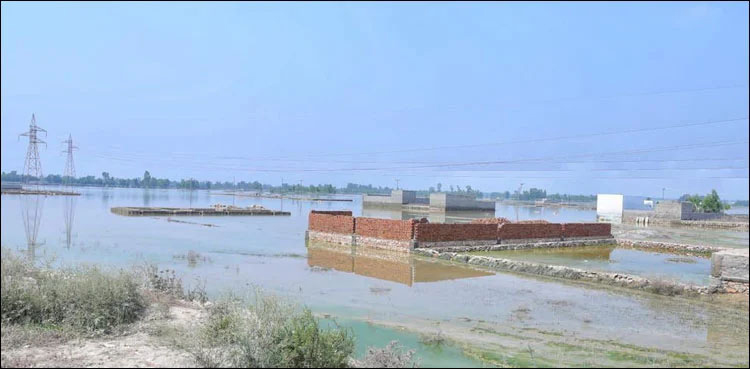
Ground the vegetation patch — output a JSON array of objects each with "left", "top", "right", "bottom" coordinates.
[{"left": 1, "top": 250, "right": 146, "bottom": 334}]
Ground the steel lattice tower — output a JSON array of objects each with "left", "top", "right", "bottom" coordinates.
[
  {"left": 62, "top": 134, "right": 78, "bottom": 186},
  {"left": 19, "top": 114, "right": 47, "bottom": 184}
]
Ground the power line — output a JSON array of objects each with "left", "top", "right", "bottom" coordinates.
[
  {"left": 83, "top": 116, "right": 749, "bottom": 164},
  {"left": 84, "top": 140, "right": 748, "bottom": 174}
]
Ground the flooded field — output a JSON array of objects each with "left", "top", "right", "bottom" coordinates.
[
  {"left": 469, "top": 245, "right": 712, "bottom": 286},
  {"left": 1, "top": 187, "right": 748, "bottom": 367}
]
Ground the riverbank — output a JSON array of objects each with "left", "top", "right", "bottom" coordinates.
[{"left": 0, "top": 250, "right": 417, "bottom": 368}]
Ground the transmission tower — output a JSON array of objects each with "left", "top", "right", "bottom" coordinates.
[
  {"left": 19, "top": 114, "right": 47, "bottom": 185},
  {"left": 61, "top": 134, "right": 78, "bottom": 187}
]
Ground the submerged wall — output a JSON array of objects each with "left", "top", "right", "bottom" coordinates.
[{"left": 307, "top": 212, "right": 613, "bottom": 251}]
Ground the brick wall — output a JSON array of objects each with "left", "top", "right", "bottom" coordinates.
[
  {"left": 310, "top": 210, "right": 353, "bottom": 216},
  {"left": 497, "top": 223, "right": 563, "bottom": 240},
  {"left": 308, "top": 211, "right": 355, "bottom": 234},
  {"left": 562, "top": 223, "right": 611, "bottom": 238},
  {"left": 355, "top": 217, "right": 417, "bottom": 240},
  {"left": 414, "top": 223, "right": 497, "bottom": 242}
]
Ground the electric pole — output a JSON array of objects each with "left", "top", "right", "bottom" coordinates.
[
  {"left": 662, "top": 187, "right": 666, "bottom": 200},
  {"left": 61, "top": 134, "right": 78, "bottom": 187},
  {"left": 395, "top": 179, "right": 400, "bottom": 190},
  {"left": 19, "top": 114, "right": 47, "bottom": 186}
]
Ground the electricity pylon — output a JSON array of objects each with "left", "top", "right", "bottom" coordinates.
[{"left": 19, "top": 114, "right": 47, "bottom": 185}]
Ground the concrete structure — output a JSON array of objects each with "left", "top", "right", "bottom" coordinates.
[
  {"left": 363, "top": 190, "right": 425, "bottom": 206},
  {"left": 111, "top": 205, "right": 290, "bottom": 216},
  {"left": 711, "top": 248, "right": 749, "bottom": 283},
  {"left": 654, "top": 200, "right": 723, "bottom": 221},
  {"left": 363, "top": 190, "right": 496, "bottom": 212},
  {"left": 429, "top": 193, "right": 496, "bottom": 211},
  {"left": 596, "top": 194, "right": 624, "bottom": 223}
]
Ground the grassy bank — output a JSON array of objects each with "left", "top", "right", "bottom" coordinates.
[{"left": 0, "top": 249, "right": 418, "bottom": 368}]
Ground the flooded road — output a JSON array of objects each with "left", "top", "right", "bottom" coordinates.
[{"left": 1, "top": 187, "right": 748, "bottom": 366}]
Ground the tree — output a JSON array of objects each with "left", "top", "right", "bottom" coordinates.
[
  {"left": 143, "top": 171, "right": 152, "bottom": 188},
  {"left": 437, "top": 183, "right": 442, "bottom": 192},
  {"left": 102, "top": 172, "right": 110, "bottom": 186},
  {"left": 700, "top": 189, "right": 726, "bottom": 213}
]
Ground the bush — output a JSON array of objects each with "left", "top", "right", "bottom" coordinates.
[
  {"left": 189, "top": 293, "right": 355, "bottom": 368},
  {"left": 1, "top": 250, "right": 146, "bottom": 333},
  {"left": 355, "top": 341, "right": 419, "bottom": 368}
]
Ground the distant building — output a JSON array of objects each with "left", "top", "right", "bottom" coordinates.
[
  {"left": 596, "top": 194, "right": 624, "bottom": 223},
  {"left": 643, "top": 199, "right": 654, "bottom": 208},
  {"left": 363, "top": 190, "right": 495, "bottom": 211}
]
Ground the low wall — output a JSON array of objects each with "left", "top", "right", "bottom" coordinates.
[
  {"left": 414, "top": 223, "right": 497, "bottom": 242},
  {"left": 414, "top": 249, "right": 711, "bottom": 296},
  {"left": 355, "top": 217, "right": 417, "bottom": 240},
  {"left": 562, "top": 223, "right": 611, "bottom": 238},
  {"left": 497, "top": 223, "right": 562, "bottom": 241},
  {"left": 308, "top": 211, "right": 355, "bottom": 234}
]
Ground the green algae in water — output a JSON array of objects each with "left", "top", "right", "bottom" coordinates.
[{"left": 320, "top": 318, "right": 488, "bottom": 368}]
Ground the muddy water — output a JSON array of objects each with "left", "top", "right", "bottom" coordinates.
[
  {"left": 1, "top": 187, "right": 748, "bottom": 367},
  {"left": 470, "top": 245, "right": 712, "bottom": 286}
]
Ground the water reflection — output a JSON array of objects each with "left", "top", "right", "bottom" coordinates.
[
  {"left": 20, "top": 195, "right": 45, "bottom": 259},
  {"left": 62, "top": 196, "right": 77, "bottom": 249},
  {"left": 306, "top": 241, "right": 493, "bottom": 286}
]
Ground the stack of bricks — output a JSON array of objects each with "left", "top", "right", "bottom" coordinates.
[
  {"left": 308, "top": 211, "right": 355, "bottom": 234},
  {"left": 497, "top": 223, "right": 563, "bottom": 240},
  {"left": 562, "top": 223, "right": 612, "bottom": 238},
  {"left": 355, "top": 217, "right": 417, "bottom": 240},
  {"left": 470, "top": 217, "right": 512, "bottom": 225},
  {"left": 414, "top": 223, "right": 497, "bottom": 242}
]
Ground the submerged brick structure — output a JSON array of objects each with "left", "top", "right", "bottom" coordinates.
[{"left": 306, "top": 213, "right": 614, "bottom": 251}]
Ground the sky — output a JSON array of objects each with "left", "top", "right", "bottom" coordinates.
[{"left": 1, "top": 1, "right": 748, "bottom": 199}]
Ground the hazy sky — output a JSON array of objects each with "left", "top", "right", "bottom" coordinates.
[{"left": 2, "top": 2, "right": 748, "bottom": 199}]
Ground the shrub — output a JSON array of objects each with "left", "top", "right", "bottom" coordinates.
[
  {"left": 1, "top": 250, "right": 146, "bottom": 333},
  {"left": 355, "top": 341, "right": 419, "bottom": 368},
  {"left": 188, "top": 293, "right": 355, "bottom": 368}
]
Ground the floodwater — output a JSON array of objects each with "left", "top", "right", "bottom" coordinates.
[
  {"left": 470, "top": 245, "right": 712, "bottom": 286},
  {"left": 1, "top": 187, "right": 748, "bottom": 366}
]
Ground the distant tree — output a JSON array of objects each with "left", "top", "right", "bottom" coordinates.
[
  {"left": 143, "top": 171, "right": 152, "bottom": 188},
  {"left": 429, "top": 186, "right": 436, "bottom": 193},
  {"left": 449, "top": 185, "right": 454, "bottom": 192},
  {"left": 437, "top": 183, "right": 442, "bottom": 192},
  {"left": 701, "top": 189, "right": 727, "bottom": 213}
]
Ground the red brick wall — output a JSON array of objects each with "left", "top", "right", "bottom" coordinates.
[
  {"left": 414, "top": 223, "right": 497, "bottom": 242},
  {"left": 308, "top": 212, "right": 355, "bottom": 234},
  {"left": 497, "top": 223, "right": 563, "bottom": 240},
  {"left": 355, "top": 217, "right": 416, "bottom": 240},
  {"left": 310, "top": 210, "right": 353, "bottom": 216},
  {"left": 562, "top": 223, "right": 612, "bottom": 238}
]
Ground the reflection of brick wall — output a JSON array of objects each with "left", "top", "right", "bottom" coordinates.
[
  {"left": 415, "top": 223, "right": 497, "bottom": 242},
  {"left": 562, "top": 223, "right": 611, "bottom": 238},
  {"left": 308, "top": 211, "right": 355, "bottom": 234},
  {"left": 355, "top": 217, "right": 417, "bottom": 240},
  {"left": 497, "top": 223, "right": 562, "bottom": 240}
]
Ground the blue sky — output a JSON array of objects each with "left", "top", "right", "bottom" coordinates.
[{"left": 2, "top": 2, "right": 748, "bottom": 199}]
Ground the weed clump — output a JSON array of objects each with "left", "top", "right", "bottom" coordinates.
[
  {"left": 188, "top": 292, "right": 355, "bottom": 367},
  {"left": 354, "top": 341, "right": 419, "bottom": 368},
  {"left": 1, "top": 250, "right": 146, "bottom": 333}
]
